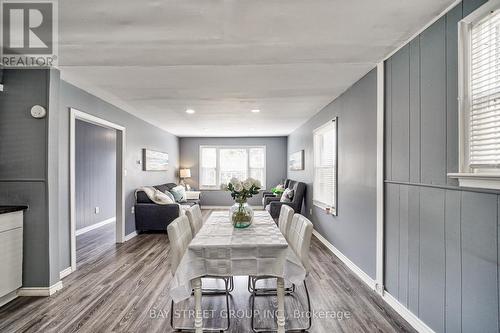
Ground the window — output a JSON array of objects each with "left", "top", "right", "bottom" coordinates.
[
  {"left": 200, "top": 147, "right": 217, "bottom": 187},
  {"left": 468, "top": 8, "right": 500, "bottom": 169},
  {"left": 199, "top": 146, "right": 266, "bottom": 190},
  {"left": 313, "top": 119, "right": 337, "bottom": 215},
  {"left": 451, "top": 2, "right": 500, "bottom": 189},
  {"left": 219, "top": 148, "right": 248, "bottom": 185}
]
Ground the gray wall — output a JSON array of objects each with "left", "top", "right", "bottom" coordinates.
[
  {"left": 384, "top": 1, "right": 499, "bottom": 332},
  {"left": 0, "top": 70, "right": 180, "bottom": 284},
  {"left": 287, "top": 69, "right": 378, "bottom": 278},
  {"left": 75, "top": 120, "right": 116, "bottom": 230},
  {"left": 0, "top": 69, "right": 60, "bottom": 287},
  {"left": 58, "top": 80, "right": 179, "bottom": 270},
  {"left": 179, "top": 137, "right": 287, "bottom": 206}
]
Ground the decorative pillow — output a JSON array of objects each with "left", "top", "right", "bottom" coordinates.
[
  {"left": 153, "top": 189, "right": 175, "bottom": 204},
  {"left": 280, "top": 188, "right": 294, "bottom": 203},
  {"left": 170, "top": 185, "right": 187, "bottom": 203},
  {"left": 164, "top": 190, "right": 175, "bottom": 203}
]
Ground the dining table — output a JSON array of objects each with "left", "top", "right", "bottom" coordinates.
[{"left": 169, "top": 210, "right": 307, "bottom": 333}]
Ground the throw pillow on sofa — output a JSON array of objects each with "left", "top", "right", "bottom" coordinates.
[
  {"left": 163, "top": 190, "right": 176, "bottom": 202},
  {"left": 170, "top": 185, "right": 187, "bottom": 202},
  {"left": 280, "top": 188, "right": 294, "bottom": 203},
  {"left": 154, "top": 189, "right": 175, "bottom": 204}
]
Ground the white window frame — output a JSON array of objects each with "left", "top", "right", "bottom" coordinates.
[
  {"left": 449, "top": 0, "right": 500, "bottom": 190},
  {"left": 199, "top": 145, "right": 266, "bottom": 190},
  {"left": 313, "top": 118, "right": 338, "bottom": 215}
]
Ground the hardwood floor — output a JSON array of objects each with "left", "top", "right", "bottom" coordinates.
[{"left": 0, "top": 210, "right": 415, "bottom": 333}]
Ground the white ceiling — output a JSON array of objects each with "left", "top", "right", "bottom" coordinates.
[{"left": 59, "top": 0, "right": 456, "bottom": 137}]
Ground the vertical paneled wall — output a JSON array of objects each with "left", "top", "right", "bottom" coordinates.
[
  {"left": 384, "top": 0, "right": 499, "bottom": 332},
  {"left": 0, "top": 69, "right": 52, "bottom": 287},
  {"left": 75, "top": 120, "right": 116, "bottom": 230}
]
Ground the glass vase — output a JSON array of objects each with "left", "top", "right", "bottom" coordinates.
[{"left": 230, "top": 200, "right": 254, "bottom": 228}]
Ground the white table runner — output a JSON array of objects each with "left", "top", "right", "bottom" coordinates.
[{"left": 170, "top": 210, "right": 306, "bottom": 303}]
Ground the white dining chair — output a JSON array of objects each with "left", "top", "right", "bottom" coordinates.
[
  {"left": 278, "top": 205, "right": 295, "bottom": 240},
  {"left": 186, "top": 205, "right": 234, "bottom": 293},
  {"left": 185, "top": 204, "right": 203, "bottom": 236},
  {"left": 167, "top": 215, "right": 192, "bottom": 274},
  {"left": 250, "top": 213, "right": 314, "bottom": 332},
  {"left": 248, "top": 205, "right": 295, "bottom": 295},
  {"left": 167, "top": 215, "right": 231, "bottom": 332}
]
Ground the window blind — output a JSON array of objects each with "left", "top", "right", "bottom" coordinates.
[
  {"left": 219, "top": 148, "right": 248, "bottom": 185},
  {"left": 313, "top": 120, "right": 337, "bottom": 210},
  {"left": 469, "top": 9, "right": 500, "bottom": 168},
  {"left": 200, "top": 147, "right": 217, "bottom": 188},
  {"left": 249, "top": 147, "right": 265, "bottom": 185}
]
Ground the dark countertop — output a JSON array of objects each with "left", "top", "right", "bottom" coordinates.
[{"left": 0, "top": 206, "right": 28, "bottom": 214}]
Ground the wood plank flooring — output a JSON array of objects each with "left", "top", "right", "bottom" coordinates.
[{"left": 0, "top": 210, "right": 415, "bottom": 332}]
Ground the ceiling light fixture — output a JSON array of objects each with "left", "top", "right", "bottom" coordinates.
[
  {"left": 251, "top": 109, "right": 260, "bottom": 113},
  {"left": 186, "top": 109, "right": 195, "bottom": 114}
]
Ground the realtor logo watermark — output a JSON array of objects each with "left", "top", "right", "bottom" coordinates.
[{"left": 1, "top": 0, "right": 57, "bottom": 67}]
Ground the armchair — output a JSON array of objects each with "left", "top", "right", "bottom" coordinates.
[
  {"left": 261, "top": 179, "right": 291, "bottom": 206},
  {"left": 265, "top": 180, "right": 306, "bottom": 219}
]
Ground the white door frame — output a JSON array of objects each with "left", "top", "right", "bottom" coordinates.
[
  {"left": 69, "top": 107, "right": 126, "bottom": 272},
  {"left": 375, "top": 62, "right": 385, "bottom": 295}
]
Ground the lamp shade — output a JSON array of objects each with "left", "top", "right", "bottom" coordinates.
[{"left": 180, "top": 168, "right": 191, "bottom": 178}]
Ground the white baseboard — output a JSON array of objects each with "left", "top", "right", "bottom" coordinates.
[
  {"left": 312, "top": 229, "right": 434, "bottom": 333},
  {"left": 312, "top": 229, "right": 376, "bottom": 290},
  {"left": 75, "top": 217, "right": 115, "bottom": 236},
  {"left": 0, "top": 290, "right": 18, "bottom": 307},
  {"left": 59, "top": 267, "right": 73, "bottom": 279},
  {"left": 124, "top": 231, "right": 138, "bottom": 241},
  {"left": 382, "top": 292, "right": 435, "bottom": 333},
  {"left": 17, "top": 281, "right": 63, "bottom": 297}
]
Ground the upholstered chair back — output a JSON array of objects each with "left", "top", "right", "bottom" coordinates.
[
  {"left": 288, "top": 214, "right": 313, "bottom": 272},
  {"left": 167, "top": 215, "right": 193, "bottom": 273},
  {"left": 185, "top": 205, "right": 203, "bottom": 236},
  {"left": 291, "top": 182, "right": 306, "bottom": 207},
  {"left": 278, "top": 205, "right": 294, "bottom": 240}
]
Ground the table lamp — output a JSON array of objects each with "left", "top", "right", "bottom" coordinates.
[{"left": 179, "top": 168, "right": 191, "bottom": 190}]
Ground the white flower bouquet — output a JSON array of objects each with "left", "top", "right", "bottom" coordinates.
[
  {"left": 221, "top": 177, "right": 261, "bottom": 228},
  {"left": 222, "top": 177, "right": 261, "bottom": 202}
]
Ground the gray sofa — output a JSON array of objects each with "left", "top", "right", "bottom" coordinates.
[
  {"left": 135, "top": 183, "right": 200, "bottom": 231},
  {"left": 264, "top": 180, "right": 306, "bottom": 218}
]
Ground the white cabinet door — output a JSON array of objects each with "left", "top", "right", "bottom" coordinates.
[{"left": 0, "top": 227, "right": 23, "bottom": 297}]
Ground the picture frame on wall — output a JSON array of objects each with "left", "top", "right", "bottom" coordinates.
[
  {"left": 289, "top": 150, "right": 304, "bottom": 171},
  {"left": 143, "top": 149, "right": 169, "bottom": 171}
]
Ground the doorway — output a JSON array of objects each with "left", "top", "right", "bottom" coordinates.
[{"left": 69, "top": 108, "right": 126, "bottom": 272}]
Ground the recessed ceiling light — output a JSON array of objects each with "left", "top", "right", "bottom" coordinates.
[
  {"left": 251, "top": 109, "right": 260, "bottom": 113},
  {"left": 186, "top": 109, "right": 195, "bottom": 114}
]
